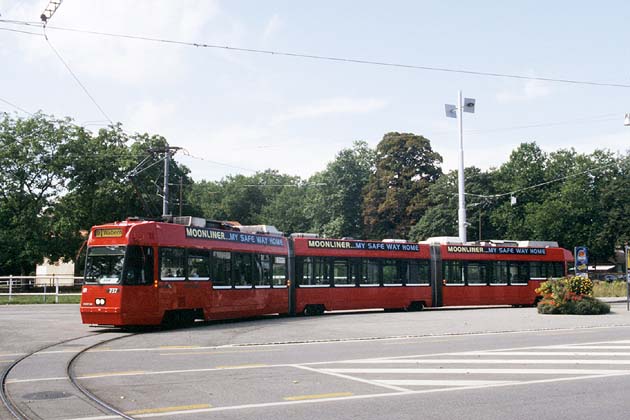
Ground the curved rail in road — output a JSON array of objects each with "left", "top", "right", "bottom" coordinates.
[{"left": 1, "top": 331, "right": 138, "bottom": 420}]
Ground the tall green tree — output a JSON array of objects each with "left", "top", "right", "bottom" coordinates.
[
  {"left": 489, "top": 142, "right": 548, "bottom": 239},
  {"left": 409, "top": 167, "right": 497, "bottom": 241},
  {"left": 305, "top": 141, "right": 375, "bottom": 238},
  {"left": 363, "top": 132, "right": 442, "bottom": 239},
  {"left": 0, "top": 114, "right": 72, "bottom": 274}
]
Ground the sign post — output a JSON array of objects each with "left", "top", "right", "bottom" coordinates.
[
  {"left": 626, "top": 245, "right": 629, "bottom": 311},
  {"left": 574, "top": 246, "right": 588, "bottom": 278}
]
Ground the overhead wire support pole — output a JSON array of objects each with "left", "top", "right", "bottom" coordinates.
[
  {"left": 149, "top": 145, "right": 181, "bottom": 219},
  {"left": 445, "top": 92, "right": 476, "bottom": 243},
  {"left": 457, "top": 90, "right": 466, "bottom": 243}
]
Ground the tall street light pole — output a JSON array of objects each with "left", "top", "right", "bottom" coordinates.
[{"left": 445, "top": 91, "right": 476, "bottom": 243}]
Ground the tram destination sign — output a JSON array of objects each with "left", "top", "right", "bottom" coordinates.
[
  {"left": 94, "top": 228, "right": 123, "bottom": 238},
  {"left": 307, "top": 239, "right": 420, "bottom": 252},
  {"left": 446, "top": 245, "right": 547, "bottom": 255},
  {"left": 185, "top": 227, "right": 284, "bottom": 247}
]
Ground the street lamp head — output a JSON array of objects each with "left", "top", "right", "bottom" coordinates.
[
  {"left": 624, "top": 113, "right": 630, "bottom": 126},
  {"left": 463, "top": 98, "right": 476, "bottom": 113}
]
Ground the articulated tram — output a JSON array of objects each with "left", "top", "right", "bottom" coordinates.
[{"left": 80, "top": 217, "right": 573, "bottom": 326}]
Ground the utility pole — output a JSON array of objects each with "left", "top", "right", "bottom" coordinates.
[
  {"left": 445, "top": 91, "right": 476, "bottom": 243},
  {"left": 150, "top": 145, "right": 181, "bottom": 219},
  {"left": 179, "top": 176, "right": 184, "bottom": 217}
]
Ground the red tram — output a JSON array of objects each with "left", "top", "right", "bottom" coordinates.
[{"left": 80, "top": 217, "right": 573, "bottom": 326}]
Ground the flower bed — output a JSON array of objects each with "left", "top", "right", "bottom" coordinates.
[{"left": 535, "top": 277, "right": 610, "bottom": 315}]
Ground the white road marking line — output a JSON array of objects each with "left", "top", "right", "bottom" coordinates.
[
  {"left": 374, "top": 379, "right": 517, "bottom": 387},
  {"left": 335, "top": 359, "right": 630, "bottom": 365},
  {"left": 547, "top": 345, "right": 630, "bottom": 350},
  {"left": 293, "top": 364, "right": 411, "bottom": 392},
  {"left": 322, "top": 368, "right": 630, "bottom": 375},
  {"left": 62, "top": 371, "right": 630, "bottom": 420},
  {"left": 462, "top": 351, "right": 630, "bottom": 357}
]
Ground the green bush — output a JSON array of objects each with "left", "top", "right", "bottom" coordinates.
[{"left": 535, "top": 277, "right": 610, "bottom": 315}]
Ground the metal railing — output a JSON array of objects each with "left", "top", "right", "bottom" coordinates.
[{"left": 0, "top": 275, "right": 83, "bottom": 303}]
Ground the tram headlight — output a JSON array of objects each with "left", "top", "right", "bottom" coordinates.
[{"left": 95, "top": 298, "right": 106, "bottom": 306}]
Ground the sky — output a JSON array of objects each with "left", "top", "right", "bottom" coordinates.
[{"left": 0, "top": 0, "right": 629, "bottom": 182}]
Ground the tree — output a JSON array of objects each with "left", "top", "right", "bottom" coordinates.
[
  {"left": 489, "top": 142, "right": 547, "bottom": 240},
  {"left": 304, "top": 141, "right": 375, "bottom": 237},
  {"left": 409, "top": 167, "right": 497, "bottom": 242},
  {"left": 363, "top": 133, "right": 442, "bottom": 239},
  {"left": 0, "top": 114, "right": 70, "bottom": 274}
]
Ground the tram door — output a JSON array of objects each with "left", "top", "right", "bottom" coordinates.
[
  {"left": 123, "top": 246, "right": 159, "bottom": 323},
  {"left": 430, "top": 244, "right": 443, "bottom": 307}
]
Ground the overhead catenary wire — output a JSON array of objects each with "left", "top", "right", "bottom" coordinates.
[
  {"left": 0, "top": 25, "right": 43, "bottom": 36},
  {"left": 1, "top": 18, "right": 629, "bottom": 89},
  {"left": 463, "top": 161, "right": 622, "bottom": 201},
  {"left": 42, "top": 26, "right": 113, "bottom": 125},
  {"left": 0, "top": 96, "right": 33, "bottom": 115}
]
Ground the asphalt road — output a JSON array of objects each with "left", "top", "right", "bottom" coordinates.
[{"left": 2, "top": 302, "right": 630, "bottom": 420}]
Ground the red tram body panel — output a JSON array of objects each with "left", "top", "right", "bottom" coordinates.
[
  {"left": 81, "top": 220, "right": 289, "bottom": 326},
  {"left": 80, "top": 218, "right": 574, "bottom": 327},
  {"left": 438, "top": 244, "right": 573, "bottom": 307},
  {"left": 292, "top": 237, "right": 432, "bottom": 313}
]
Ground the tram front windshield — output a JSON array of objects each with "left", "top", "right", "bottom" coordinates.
[{"left": 84, "top": 246, "right": 126, "bottom": 284}]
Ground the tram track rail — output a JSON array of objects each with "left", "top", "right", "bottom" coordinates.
[{"left": 1, "top": 331, "right": 139, "bottom": 420}]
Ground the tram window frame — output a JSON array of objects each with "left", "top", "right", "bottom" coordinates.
[
  {"left": 490, "top": 261, "right": 509, "bottom": 285},
  {"left": 407, "top": 260, "right": 430, "bottom": 285},
  {"left": 466, "top": 261, "right": 487, "bottom": 285},
  {"left": 233, "top": 253, "right": 255, "bottom": 288},
  {"left": 360, "top": 259, "right": 380, "bottom": 286},
  {"left": 351, "top": 258, "right": 366, "bottom": 284},
  {"left": 159, "top": 247, "right": 186, "bottom": 281},
  {"left": 552, "top": 262, "right": 565, "bottom": 278},
  {"left": 272, "top": 256, "right": 287, "bottom": 287},
  {"left": 211, "top": 250, "right": 232, "bottom": 288},
  {"left": 297, "top": 257, "right": 330, "bottom": 287},
  {"left": 333, "top": 258, "right": 353, "bottom": 287},
  {"left": 529, "top": 261, "right": 544, "bottom": 279},
  {"left": 383, "top": 259, "right": 403, "bottom": 286},
  {"left": 443, "top": 260, "right": 464, "bottom": 285},
  {"left": 123, "top": 246, "right": 153, "bottom": 286},
  {"left": 256, "top": 254, "right": 272, "bottom": 287},
  {"left": 510, "top": 261, "right": 529, "bottom": 285},
  {"left": 187, "top": 249, "right": 210, "bottom": 281}
]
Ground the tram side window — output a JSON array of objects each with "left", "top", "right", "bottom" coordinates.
[
  {"left": 511, "top": 262, "right": 529, "bottom": 284},
  {"left": 383, "top": 259, "right": 403, "bottom": 285},
  {"left": 529, "top": 262, "right": 544, "bottom": 278},
  {"left": 361, "top": 259, "right": 380, "bottom": 285},
  {"left": 233, "top": 253, "right": 254, "bottom": 287},
  {"left": 490, "top": 261, "right": 509, "bottom": 284},
  {"left": 333, "top": 259, "right": 353, "bottom": 286},
  {"left": 160, "top": 248, "right": 185, "bottom": 281},
  {"left": 406, "top": 260, "right": 430, "bottom": 285},
  {"left": 298, "top": 257, "right": 312, "bottom": 286},
  {"left": 552, "top": 262, "right": 565, "bottom": 278},
  {"left": 212, "top": 251, "right": 231, "bottom": 287},
  {"left": 188, "top": 250, "right": 210, "bottom": 281},
  {"left": 257, "top": 254, "right": 272, "bottom": 286},
  {"left": 443, "top": 261, "right": 464, "bottom": 285},
  {"left": 351, "top": 258, "right": 366, "bottom": 284},
  {"left": 298, "top": 257, "right": 330, "bottom": 286},
  {"left": 123, "top": 246, "right": 153, "bottom": 285},
  {"left": 417, "top": 260, "right": 430, "bottom": 284},
  {"left": 466, "top": 262, "right": 487, "bottom": 285},
  {"left": 272, "top": 256, "right": 287, "bottom": 286}
]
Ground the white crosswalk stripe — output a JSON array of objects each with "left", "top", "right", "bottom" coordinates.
[{"left": 301, "top": 339, "right": 630, "bottom": 392}]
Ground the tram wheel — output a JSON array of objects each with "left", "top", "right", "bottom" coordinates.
[{"left": 407, "top": 301, "right": 424, "bottom": 312}]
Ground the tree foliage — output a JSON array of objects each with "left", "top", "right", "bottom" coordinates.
[
  {"left": 1, "top": 113, "right": 629, "bottom": 275},
  {"left": 363, "top": 132, "right": 442, "bottom": 238}
]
